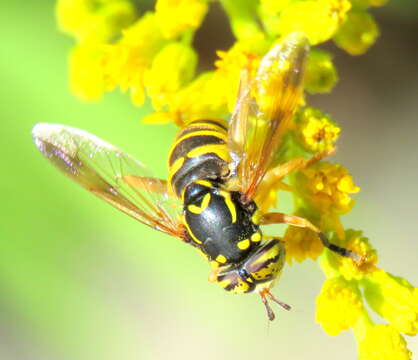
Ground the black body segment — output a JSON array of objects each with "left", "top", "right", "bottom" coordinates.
[
  {"left": 167, "top": 119, "right": 230, "bottom": 197},
  {"left": 183, "top": 181, "right": 260, "bottom": 263}
]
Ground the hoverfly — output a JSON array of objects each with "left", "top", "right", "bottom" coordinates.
[{"left": 33, "top": 33, "right": 360, "bottom": 320}]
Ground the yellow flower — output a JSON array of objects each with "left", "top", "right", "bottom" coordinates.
[
  {"left": 214, "top": 32, "right": 269, "bottom": 111},
  {"left": 363, "top": 270, "right": 418, "bottom": 336},
  {"left": 334, "top": 11, "right": 379, "bottom": 55},
  {"left": 295, "top": 106, "right": 340, "bottom": 153},
  {"left": 143, "top": 72, "right": 226, "bottom": 126},
  {"left": 295, "top": 162, "right": 360, "bottom": 215},
  {"left": 323, "top": 229, "right": 378, "bottom": 281},
  {"left": 155, "top": 0, "right": 208, "bottom": 39},
  {"left": 358, "top": 324, "right": 412, "bottom": 360},
  {"left": 144, "top": 42, "right": 197, "bottom": 110},
  {"left": 144, "top": 32, "right": 271, "bottom": 125},
  {"left": 69, "top": 43, "right": 106, "bottom": 101},
  {"left": 278, "top": 0, "right": 351, "bottom": 45},
  {"left": 305, "top": 49, "right": 338, "bottom": 94},
  {"left": 102, "top": 12, "right": 167, "bottom": 105},
  {"left": 56, "top": 0, "right": 137, "bottom": 43},
  {"left": 316, "top": 276, "right": 364, "bottom": 336},
  {"left": 284, "top": 225, "right": 323, "bottom": 263}
]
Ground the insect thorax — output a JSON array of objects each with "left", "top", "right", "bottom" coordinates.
[{"left": 182, "top": 180, "right": 262, "bottom": 265}]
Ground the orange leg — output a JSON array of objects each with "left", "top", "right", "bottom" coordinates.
[
  {"left": 208, "top": 267, "right": 221, "bottom": 283},
  {"left": 261, "top": 212, "right": 362, "bottom": 262},
  {"left": 255, "top": 148, "right": 335, "bottom": 211},
  {"left": 259, "top": 288, "right": 291, "bottom": 321},
  {"left": 262, "top": 147, "right": 336, "bottom": 187}
]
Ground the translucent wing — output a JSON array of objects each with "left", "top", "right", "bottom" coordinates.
[
  {"left": 228, "top": 32, "right": 309, "bottom": 202},
  {"left": 33, "top": 123, "right": 185, "bottom": 239}
]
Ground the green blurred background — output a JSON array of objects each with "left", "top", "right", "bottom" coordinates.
[{"left": 1, "top": 1, "right": 417, "bottom": 359}]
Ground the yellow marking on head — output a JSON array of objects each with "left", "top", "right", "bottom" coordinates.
[
  {"left": 237, "top": 239, "right": 250, "bottom": 250},
  {"left": 252, "top": 261, "right": 283, "bottom": 281},
  {"left": 186, "top": 144, "right": 230, "bottom": 162},
  {"left": 229, "top": 280, "right": 251, "bottom": 294},
  {"left": 246, "top": 277, "right": 254, "bottom": 283},
  {"left": 188, "top": 193, "right": 211, "bottom": 214},
  {"left": 251, "top": 211, "right": 261, "bottom": 225},
  {"left": 216, "top": 254, "right": 227, "bottom": 264},
  {"left": 253, "top": 244, "right": 280, "bottom": 266},
  {"left": 251, "top": 232, "right": 262, "bottom": 243},
  {"left": 183, "top": 216, "right": 203, "bottom": 244},
  {"left": 219, "top": 190, "right": 237, "bottom": 223},
  {"left": 219, "top": 279, "right": 231, "bottom": 288}
]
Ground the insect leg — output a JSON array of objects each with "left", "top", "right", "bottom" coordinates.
[
  {"left": 123, "top": 175, "right": 168, "bottom": 194},
  {"left": 263, "top": 147, "right": 336, "bottom": 186},
  {"left": 261, "top": 212, "right": 362, "bottom": 262},
  {"left": 254, "top": 148, "right": 335, "bottom": 210},
  {"left": 259, "top": 288, "right": 291, "bottom": 321}
]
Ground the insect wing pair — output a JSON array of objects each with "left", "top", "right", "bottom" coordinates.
[
  {"left": 33, "top": 32, "right": 308, "bottom": 240},
  {"left": 33, "top": 33, "right": 317, "bottom": 320}
]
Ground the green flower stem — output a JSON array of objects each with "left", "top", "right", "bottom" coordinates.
[
  {"left": 219, "top": 0, "right": 261, "bottom": 39},
  {"left": 181, "top": 29, "right": 194, "bottom": 46},
  {"left": 353, "top": 310, "right": 374, "bottom": 343}
]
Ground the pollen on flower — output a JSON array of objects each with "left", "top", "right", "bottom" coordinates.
[
  {"left": 294, "top": 106, "right": 340, "bottom": 153},
  {"left": 364, "top": 270, "right": 418, "bottom": 336},
  {"left": 284, "top": 226, "right": 323, "bottom": 263},
  {"left": 326, "top": 229, "right": 378, "bottom": 280},
  {"left": 296, "top": 162, "right": 360, "bottom": 215},
  {"left": 155, "top": 0, "right": 208, "bottom": 39},
  {"left": 358, "top": 324, "right": 412, "bottom": 360},
  {"left": 316, "top": 277, "right": 364, "bottom": 336}
]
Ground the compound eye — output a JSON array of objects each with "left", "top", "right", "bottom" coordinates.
[{"left": 244, "top": 240, "right": 285, "bottom": 282}]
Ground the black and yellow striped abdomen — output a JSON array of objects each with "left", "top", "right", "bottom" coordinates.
[{"left": 168, "top": 119, "right": 231, "bottom": 197}]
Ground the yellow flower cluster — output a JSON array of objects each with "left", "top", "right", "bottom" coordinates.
[
  {"left": 285, "top": 93, "right": 415, "bottom": 359},
  {"left": 56, "top": 1, "right": 417, "bottom": 359},
  {"left": 294, "top": 162, "right": 360, "bottom": 216},
  {"left": 314, "top": 235, "right": 416, "bottom": 359},
  {"left": 57, "top": 0, "right": 383, "bottom": 122}
]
